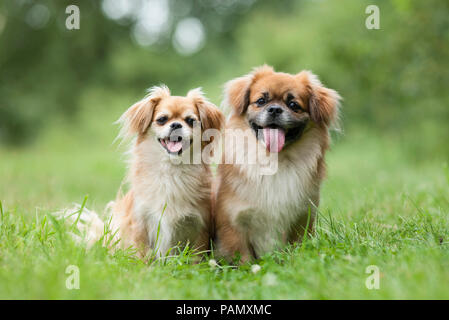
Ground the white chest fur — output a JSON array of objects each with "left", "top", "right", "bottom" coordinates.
[
  {"left": 229, "top": 129, "right": 323, "bottom": 256},
  {"left": 130, "top": 140, "right": 210, "bottom": 256}
]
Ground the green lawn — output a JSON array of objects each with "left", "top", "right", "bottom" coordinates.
[{"left": 0, "top": 107, "right": 448, "bottom": 299}]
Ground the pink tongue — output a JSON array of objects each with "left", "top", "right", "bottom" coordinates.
[
  {"left": 263, "top": 128, "right": 285, "bottom": 153},
  {"left": 166, "top": 141, "right": 183, "bottom": 153}
]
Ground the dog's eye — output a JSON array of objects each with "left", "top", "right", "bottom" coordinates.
[
  {"left": 156, "top": 116, "right": 168, "bottom": 125},
  {"left": 288, "top": 101, "right": 303, "bottom": 111},
  {"left": 288, "top": 101, "right": 297, "bottom": 109},
  {"left": 185, "top": 117, "right": 195, "bottom": 127},
  {"left": 256, "top": 98, "right": 266, "bottom": 106}
]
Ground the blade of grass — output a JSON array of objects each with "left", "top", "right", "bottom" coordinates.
[
  {"left": 0, "top": 200, "right": 3, "bottom": 222},
  {"left": 72, "top": 195, "right": 89, "bottom": 229},
  {"left": 148, "top": 203, "right": 167, "bottom": 262},
  {"left": 300, "top": 206, "right": 312, "bottom": 251}
]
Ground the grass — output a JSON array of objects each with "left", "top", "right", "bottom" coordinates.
[{"left": 0, "top": 99, "right": 448, "bottom": 299}]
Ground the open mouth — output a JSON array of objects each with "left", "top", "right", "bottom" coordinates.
[
  {"left": 250, "top": 122, "right": 307, "bottom": 153},
  {"left": 158, "top": 136, "right": 192, "bottom": 155}
]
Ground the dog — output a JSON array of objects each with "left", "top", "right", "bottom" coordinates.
[
  {"left": 213, "top": 65, "right": 341, "bottom": 262},
  {"left": 66, "top": 86, "right": 224, "bottom": 258}
]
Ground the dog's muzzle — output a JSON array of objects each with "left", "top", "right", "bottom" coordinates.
[
  {"left": 250, "top": 110, "right": 308, "bottom": 153},
  {"left": 158, "top": 126, "right": 192, "bottom": 155}
]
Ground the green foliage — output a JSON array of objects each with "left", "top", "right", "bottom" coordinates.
[
  {"left": 0, "top": 0, "right": 254, "bottom": 144},
  {"left": 0, "top": 0, "right": 125, "bottom": 144},
  {"left": 1, "top": 0, "right": 448, "bottom": 155}
]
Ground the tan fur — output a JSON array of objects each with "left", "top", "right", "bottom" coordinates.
[{"left": 214, "top": 66, "right": 341, "bottom": 263}]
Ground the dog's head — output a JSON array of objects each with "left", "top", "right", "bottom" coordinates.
[
  {"left": 118, "top": 85, "right": 224, "bottom": 156},
  {"left": 224, "top": 65, "right": 341, "bottom": 153}
]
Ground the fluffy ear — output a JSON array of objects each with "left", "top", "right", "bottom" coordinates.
[
  {"left": 224, "top": 65, "right": 274, "bottom": 115},
  {"left": 117, "top": 85, "right": 170, "bottom": 138},
  {"left": 224, "top": 75, "right": 252, "bottom": 115},
  {"left": 188, "top": 88, "right": 224, "bottom": 131},
  {"left": 300, "top": 71, "right": 341, "bottom": 127}
]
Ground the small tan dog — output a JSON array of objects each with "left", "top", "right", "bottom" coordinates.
[
  {"left": 68, "top": 86, "right": 224, "bottom": 258},
  {"left": 213, "top": 65, "right": 341, "bottom": 262}
]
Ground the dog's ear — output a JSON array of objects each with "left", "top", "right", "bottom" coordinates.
[
  {"left": 299, "top": 71, "right": 341, "bottom": 127},
  {"left": 224, "top": 75, "right": 252, "bottom": 115},
  {"left": 224, "top": 65, "right": 274, "bottom": 115},
  {"left": 118, "top": 85, "right": 170, "bottom": 138},
  {"left": 188, "top": 88, "right": 224, "bottom": 131}
]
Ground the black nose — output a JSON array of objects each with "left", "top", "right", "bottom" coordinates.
[
  {"left": 170, "top": 122, "right": 182, "bottom": 130},
  {"left": 267, "top": 106, "right": 283, "bottom": 116}
]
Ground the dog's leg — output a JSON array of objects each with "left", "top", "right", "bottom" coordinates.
[
  {"left": 213, "top": 178, "right": 253, "bottom": 264},
  {"left": 215, "top": 220, "right": 252, "bottom": 264},
  {"left": 187, "top": 227, "right": 210, "bottom": 264},
  {"left": 110, "top": 192, "right": 149, "bottom": 256},
  {"left": 193, "top": 226, "right": 210, "bottom": 252}
]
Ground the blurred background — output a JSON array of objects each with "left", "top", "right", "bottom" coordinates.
[{"left": 0, "top": 0, "right": 448, "bottom": 210}]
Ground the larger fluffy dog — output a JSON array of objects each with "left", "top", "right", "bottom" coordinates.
[
  {"left": 69, "top": 86, "right": 224, "bottom": 258},
  {"left": 214, "top": 65, "right": 341, "bottom": 262}
]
